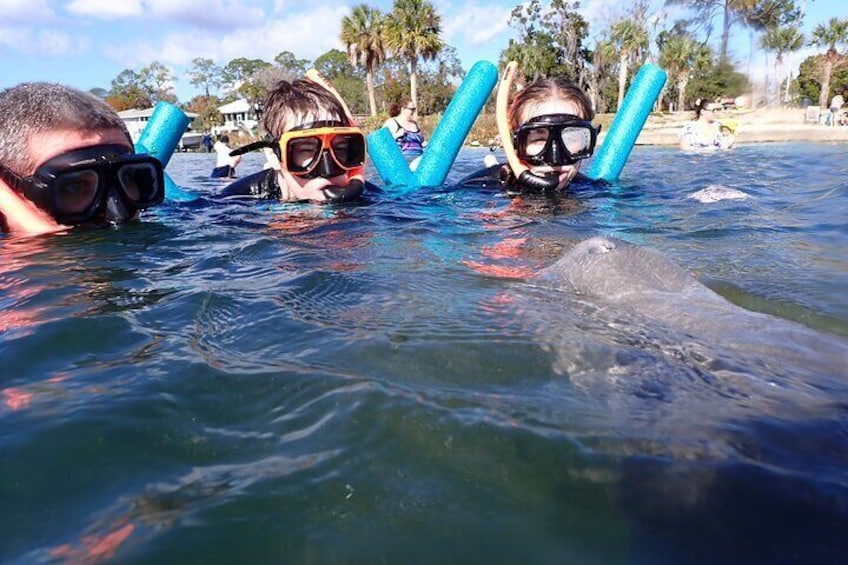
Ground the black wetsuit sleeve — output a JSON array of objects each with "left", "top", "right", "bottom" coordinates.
[
  {"left": 219, "top": 169, "right": 280, "bottom": 199},
  {"left": 456, "top": 164, "right": 506, "bottom": 189}
]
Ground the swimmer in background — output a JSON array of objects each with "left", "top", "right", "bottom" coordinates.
[
  {"left": 679, "top": 99, "right": 721, "bottom": 151},
  {"left": 459, "top": 61, "right": 600, "bottom": 193},
  {"left": 382, "top": 99, "right": 426, "bottom": 158},
  {"left": 222, "top": 74, "right": 371, "bottom": 204},
  {"left": 716, "top": 120, "right": 737, "bottom": 149},
  {"left": 210, "top": 134, "right": 241, "bottom": 178},
  {"left": 0, "top": 82, "right": 164, "bottom": 236}
]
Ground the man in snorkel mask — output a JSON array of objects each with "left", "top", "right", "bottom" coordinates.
[
  {"left": 0, "top": 83, "right": 164, "bottom": 236},
  {"left": 222, "top": 74, "right": 370, "bottom": 205},
  {"left": 459, "top": 61, "right": 600, "bottom": 193}
]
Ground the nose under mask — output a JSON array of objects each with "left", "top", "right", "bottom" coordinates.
[
  {"left": 304, "top": 150, "right": 346, "bottom": 180},
  {"left": 104, "top": 187, "right": 135, "bottom": 224}
]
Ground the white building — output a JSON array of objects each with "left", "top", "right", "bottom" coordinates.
[{"left": 214, "top": 99, "right": 259, "bottom": 134}]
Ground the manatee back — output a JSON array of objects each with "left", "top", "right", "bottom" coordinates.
[{"left": 539, "top": 237, "right": 705, "bottom": 298}]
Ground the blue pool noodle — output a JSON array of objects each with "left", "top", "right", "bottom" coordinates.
[
  {"left": 412, "top": 60, "right": 498, "bottom": 187},
  {"left": 588, "top": 64, "right": 667, "bottom": 182},
  {"left": 366, "top": 127, "right": 413, "bottom": 187},
  {"left": 135, "top": 102, "right": 196, "bottom": 201}
]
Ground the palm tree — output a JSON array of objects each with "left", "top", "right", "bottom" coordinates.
[
  {"left": 611, "top": 18, "right": 649, "bottom": 111},
  {"left": 759, "top": 25, "right": 804, "bottom": 104},
  {"left": 810, "top": 17, "right": 848, "bottom": 109},
  {"left": 341, "top": 4, "right": 385, "bottom": 117},
  {"left": 659, "top": 34, "right": 712, "bottom": 112},
  {"left": 383, "top": 0, "right": 444, "bottom": 110}
]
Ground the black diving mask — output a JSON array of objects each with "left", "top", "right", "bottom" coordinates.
[
  {"left": 0, "top": 144, "right": 164, "bottom": 225},
  {"left": 513, "top": 114, "right": 600, "bottom": 167}
]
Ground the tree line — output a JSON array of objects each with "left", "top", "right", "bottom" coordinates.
[{"left": 99, "top": 0, "right": 848, "bottom": 132}]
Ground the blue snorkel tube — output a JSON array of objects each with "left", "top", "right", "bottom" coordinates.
[
  {"left": 135, "top": 102, "right": 197, "bottom": 201},
  {"left": 587, "top": 64, "right": 667, "bottom": 181}
]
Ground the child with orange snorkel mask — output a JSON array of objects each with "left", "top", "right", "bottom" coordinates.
[
  {"left": 0, "top": 83, "right": 164, "bottom": 236},
  {"left": 459, "top": 61, "right": 600, "bottom": 194},
  {"left": 222, "top": 72, "right": 373, "bottom": 204}
]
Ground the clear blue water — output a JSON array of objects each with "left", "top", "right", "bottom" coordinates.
[{"left": 2, "top": 144, "right": 847, "bottom": 563}]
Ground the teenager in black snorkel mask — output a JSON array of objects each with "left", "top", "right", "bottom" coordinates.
[
  {"left": 0, "top": 82, "right": 164, "bottom": 236},
  {"left": 221, "top": 72, "right": 370, "bottom": 205},
  {"left": 458, "top": 61, "right": 599, "bottom": 193}
]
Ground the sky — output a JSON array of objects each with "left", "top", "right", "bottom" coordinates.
[{"left": 0, "top": 0, "right": 841, "bottom": 102}]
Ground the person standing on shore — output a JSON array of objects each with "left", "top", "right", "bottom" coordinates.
[{"left": 829, "top": 92, "right": 844, "bottom": 127}]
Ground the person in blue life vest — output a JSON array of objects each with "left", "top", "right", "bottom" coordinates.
[
  {"left": 0, "top": 82, "right": 164, "bottom": 236},
  {"left": 221, "top": 73, "right": 372, "bottom": 204},
  {"left": 382, "top": 98, "right": 425, "bottom": 157},
  {"left": 458, "top": 61, "right": 601, "bottom": 194}
]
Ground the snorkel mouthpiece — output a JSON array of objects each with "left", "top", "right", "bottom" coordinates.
[{"left": 321, "top": 178, "right": 364, "bottom": 204}]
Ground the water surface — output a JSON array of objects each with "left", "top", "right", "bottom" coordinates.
[{"left": 2, "top": 144, "right": 847, "bottom": 563}]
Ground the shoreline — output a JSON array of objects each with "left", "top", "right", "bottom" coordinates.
[{"left": 629, "top": 107, "right": 848, "bottom": 146}]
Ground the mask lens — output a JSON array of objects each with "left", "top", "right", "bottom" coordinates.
[
  {"left": 522, "top": 127, "right": 551, "bottom": 158},
  {"left": 54, "top": 170, "right": 100, "bottom": 214},
  {"left": 560, "top": 127, "right": 593, "bottom": 158},
  {"left": 330, "top": 133, "right": 365, "bottom": 168},
  {"left": 287, "top": 137, "right": 322, "bottom": 172},
  {"left": 116, "top": 162, "right": 161, "bottom": 205}
]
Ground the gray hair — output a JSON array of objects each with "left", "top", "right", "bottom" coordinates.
[{"left": 0, "top": 82, "right": 131, "bottom": 174}]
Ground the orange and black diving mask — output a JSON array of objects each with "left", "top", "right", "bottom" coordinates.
[
  {"left": 0, "top": 144, "right": 164, "bottom": 225},
  {"left": 231, "top": 120, "right": 367, "bottom": 203}
]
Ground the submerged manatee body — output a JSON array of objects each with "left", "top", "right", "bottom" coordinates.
[
  {"left": 536, "top": 236, "right": 847, "bottom": 383},
  {"left": 525, "top": 236, "right": 848, "bottom": 562}
]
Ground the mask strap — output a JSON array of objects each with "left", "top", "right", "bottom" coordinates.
[{"left": 496, "top": 61, "right": 559, "bottom": 191}]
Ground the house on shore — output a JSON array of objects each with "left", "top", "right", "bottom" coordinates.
[{"left": 213, "top": 99, "right": 260, "bottom": 135}]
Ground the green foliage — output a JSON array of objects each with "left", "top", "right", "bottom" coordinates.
[
  {"left": 686, "top": 60, "right": 750, "bottom": 107},
  {"left": 187, "top": 57, "right": 223, "bottom": 97},
  {"left": 107, "top": 61, "right": 177, "bottom": 109},
  {"left": 499, "top": 0, "right": 590, "bottom": 84},
  {"left": 314, "top": 49, "right": 361, "bottom": 79},
  {"left": 184, "top": 95, "right": 224, "bottom": 131},
  {"left": 273, "top": 51, "right": 310, "bottom": 74},
  {"left": 795, "top": 54, "right": 848, "bottom": 104}
]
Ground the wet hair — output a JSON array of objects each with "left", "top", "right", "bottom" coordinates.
[
  {"left": 261, "top": 79, "right": 347, "bottom": 138},
  {"left": 694, "top": 99, "right": 711, "bottom": 119},
  {"left": 387, "top": 102, "right": 401, "bottom": 118},
  {"left": 508, "top": 77, "right": 594, "bottom": 129},
  {"left": 0, "top": 82, "right": 131, "bottom": 175}
]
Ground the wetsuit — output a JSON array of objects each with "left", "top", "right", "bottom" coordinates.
[
  {"left": 456, "top": 163, "right": 601, "bottom": 192},
  {"left": 220, "top": 168, "right": 375, "bottom": 203}
]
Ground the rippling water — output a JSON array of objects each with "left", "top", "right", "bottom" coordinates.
[{"left": 2, "top": 144, "right": 847, "bottom": 563}]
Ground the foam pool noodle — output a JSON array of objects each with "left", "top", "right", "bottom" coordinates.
[
  {"left": 412, "top": 60, "right": 498, "bottom": 188},
  {"left": 366, "top": 127, "right": 413, "bottom": 187},
  {"left": 587, "top": 64, "right": 667, "bottom": 182},
  {"left": 134, "top": 102, "right": 196, "bottom": 201}
]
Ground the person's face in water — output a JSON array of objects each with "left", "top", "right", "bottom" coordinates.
[
  {"left": 517, "top": 98, "right": 586, "bottom": 191},
  {"left": 276, "top": 110, "right": 362, "bottom": 204}
]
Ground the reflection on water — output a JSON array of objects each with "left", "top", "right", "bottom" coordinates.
[{"left": 2, "top": 144, "right": 847, "bottom": 563}]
